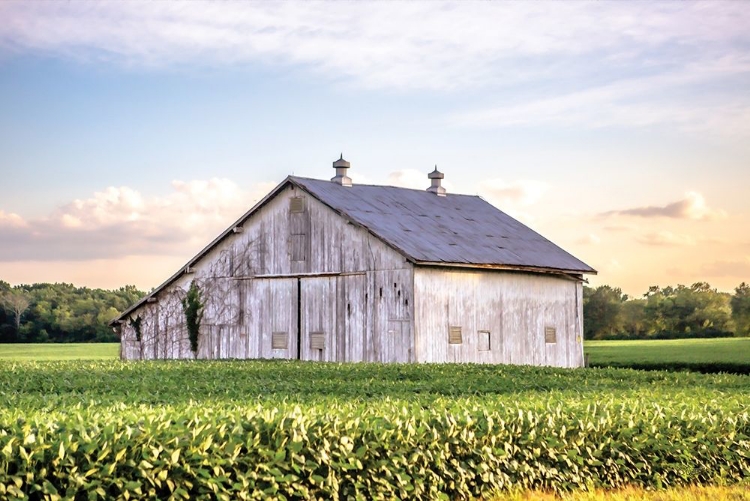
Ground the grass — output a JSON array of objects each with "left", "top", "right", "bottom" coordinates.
[
  {"left": 0, "top": 342, "right": 119, "bottom": 360},
  {"left": 585, "top": 337, "right": 750, "bottom": 374},
  {"left": 585, "top": 338, "right": 750, "bottom": 365},
  {"left": 1, "top": 338, "right": 748, "bottom": 373}
]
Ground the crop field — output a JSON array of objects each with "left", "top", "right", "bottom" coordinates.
[
  {"left": 585, "top": 338, "right": 750, "bottom": 374},
  {"left": 0, "top": 360, "right": 748, "bottom": 500},
  {"left": 0, "top": 343, "right": 119, "bottom": 361}
]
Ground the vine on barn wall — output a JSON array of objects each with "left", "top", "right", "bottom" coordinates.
[
  {"left": 181, "top": 280, "right": 204, "bottom": 358},
  {"left": 128, "top": 316, "right": 143, "bottom": 342}
]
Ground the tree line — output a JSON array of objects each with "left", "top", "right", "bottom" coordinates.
[
  {"left": 583, "top": 282, "right": 750, "bottom": 340},
  {"left": 0, "top": 281, "right": 145, "bottom": 343},
  {"left": 2, "top": 279, "right": 749, "bottom": 343}
]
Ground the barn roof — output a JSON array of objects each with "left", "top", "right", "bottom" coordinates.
[
  {"left": 111, "top": 174, "right": 594, "bottom": 325},
  {"left": 290, "top": 177, "right": 596, "bottom": 274}
]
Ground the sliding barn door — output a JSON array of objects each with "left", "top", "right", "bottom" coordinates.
[{"left": 244, "top": 278, "right": 298, "bottom": 359}]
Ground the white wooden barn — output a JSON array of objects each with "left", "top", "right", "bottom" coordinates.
[{"left": 112, "top": 156, "right": 596, "bottom": 367}]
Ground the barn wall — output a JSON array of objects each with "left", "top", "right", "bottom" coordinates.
[
  {"left": 121, "top": 184, "right": 414, "bottom": 361},
  {"left": 413, "top": 268, "right": 584, "bottom": 368}
]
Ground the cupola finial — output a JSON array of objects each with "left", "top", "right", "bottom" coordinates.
[
  {"left": 331, "top": 154, "right": 352, "bottom": 187},
  {"left": 427, "top": 166, "right": 446, "bottom": 196}
]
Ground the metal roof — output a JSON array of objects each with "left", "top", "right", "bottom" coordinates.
[{"left": 291, "top": 177, "right": 596, "bottom": 274}]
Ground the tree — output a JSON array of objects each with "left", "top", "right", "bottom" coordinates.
[
  {"left": 0, "top": 281, "right": 146, "bottom": 343},
  {"left": 0, "top": 290, "right": 31, "bottom": 334},
  {"left": 642, "top": 282, "right": 732, "bottom": 338},
  {"left": 583, "top": 285, "right": 626, "bottom": 339},
  {"left": 731, "top": 282, "right": 750, "bottom": 337},
  {"left": 621, "top": 299, "right": 648, "bottom": 338}
]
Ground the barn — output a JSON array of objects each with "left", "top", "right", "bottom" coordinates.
[{"left": 111, "top": 156, "right": 596, "bottom": 367}]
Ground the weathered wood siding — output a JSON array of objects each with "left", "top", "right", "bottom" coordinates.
[
  {"left": 413, "top": 268, "right": 584, "bottom": 368},
  {"left": 120, "top": 184, "right": 414, "bottom": 361}
]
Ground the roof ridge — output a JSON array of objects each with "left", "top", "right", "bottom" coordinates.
[{"left": 290, "top": 175, "right": 480, "bottom": 198}]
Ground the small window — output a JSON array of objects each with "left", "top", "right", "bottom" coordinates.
[
  {"left": 545, "top": 326, "right": 557, "bottom": 344},
  {"left": 478, "top": 330, "right": 491, "bottom": 351},
  {"left": 272, "top": 332, "right": 288, "bottom": 350},
  {"left": 449, "top": 326, "right": 462, "bottom": 345},
  {"left": 291, "top": 234, "right": 307, "bottom": 262},
  {"left": 289, "top": 197, "right": 305, "bottom": 213},
  {"left": 310, "top": 332, "right": 325, "bottom": 350}
]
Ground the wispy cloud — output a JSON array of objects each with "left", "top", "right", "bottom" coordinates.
[
  {"left": 602, "top": 224, "right": 640, "bottom": 233},
  {"left": 701, "top": 257, "right": 750, "bottom": 277},
  {"left": 476, "top": 178, "right": 549, "bottom": 225},
  {"left": 0, "top": 179, "right": 274, "bottom": 262},
  {"left": 1, "top": 1, "right": 749, "bottom": 94},
  {"left": 448, "top": 55, "right": 750, "bottom": 134},
  {"left": 636, "top": 231, "right": 697, "bottom": 247},
  {"left": 4, "top": 1, "right": 749, "bottom": 136},
  {"left": 478, "top": 179, "right": 549, "bottom": 208},
  {"left": 576, "top": 234, "right": 602, "bottom": 246},
  {"left": 601, "top": 192, "right": 727, "bottom": 221}
]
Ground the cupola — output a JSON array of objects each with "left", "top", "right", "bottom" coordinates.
[
  {"left": 427, "top": 166, "right": 446, "bottom": 196},
  {"left": 331, "top": 154, "right": 352, "bottom": 187}
]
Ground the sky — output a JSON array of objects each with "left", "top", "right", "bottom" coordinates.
[{"left": 1, "top": 1, "right": 749, "bottom": 297}]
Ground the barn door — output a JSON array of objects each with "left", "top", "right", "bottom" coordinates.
[
  {"left": 299, "top": 276, "right": 338, "bottom": 361},
  {"left": 244, "top": 278, "right": 298, "bottom": 359},
  {"left": 336, "top": 274, "right": 366, "bottom": 362}
]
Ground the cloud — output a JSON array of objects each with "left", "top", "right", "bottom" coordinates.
[
  {"left": 474, "top": 179, "right": 549, "bottom": 226},
  {"left": 0, "top": 210, "right": 27, "bottom": 228},
  {"left": 636, "top": 231, "right": 696, "bottom": 247},
  {"left": 387, "top": 170, "right": 430, "bottom": 190},
  {"left": 601, "top": 192, "right": 727, "bottom": 221},
  {"left": 602, "top": 223, "right": 640, "bottom": 233},
  {"left": 576, "top": 234, "right": 601, "bottom": 245},
  {"left": 1, "top": 2, "right": 749, "bottom": 94},
  {"left": 478, "top": 179, "right": 549, "bottom": 208},
  {"left": 387, "top": 169, "right": 454, "bottom": 192},
  {"left": 4, "top": 2, "right": 750, "bottom": 135},
  {"left": 701, "top": 257, "right": 750, "bottom": 277},
  {"left": 0, "top": 179, "right": 275, "bottom": 262},
  {"left": 604, "top": 258, "right": 623, "bottom": 272},
  {"left": 448, "top": 56, "right": 750, "bottom": 134}
]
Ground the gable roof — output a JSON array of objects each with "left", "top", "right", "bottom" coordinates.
[
  {"left": 111, "top": 175, "right": 594, "bottom": 324},
  {"left": 291, "top": 176, "right": 596, "bottom": 274}
]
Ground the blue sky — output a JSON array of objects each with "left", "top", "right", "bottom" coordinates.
[{"left": 1, "top": 1, "right": 749, "bottom": 295}]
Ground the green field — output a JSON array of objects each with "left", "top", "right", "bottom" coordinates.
[
  {"left": 1, "top": 342, "right": 748, "bottom": 498},
  {"left": 2, "top": 338, "right": 748, "bottom": 364},
  {"left": 0, "top": 342, "right": 119, "bottom": 360},
  {"left": 0, "top": 359, "right": 748, "bottom": 499},
  {"left": 585, "top": 338, "right": 750, "bottom": 373}
]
